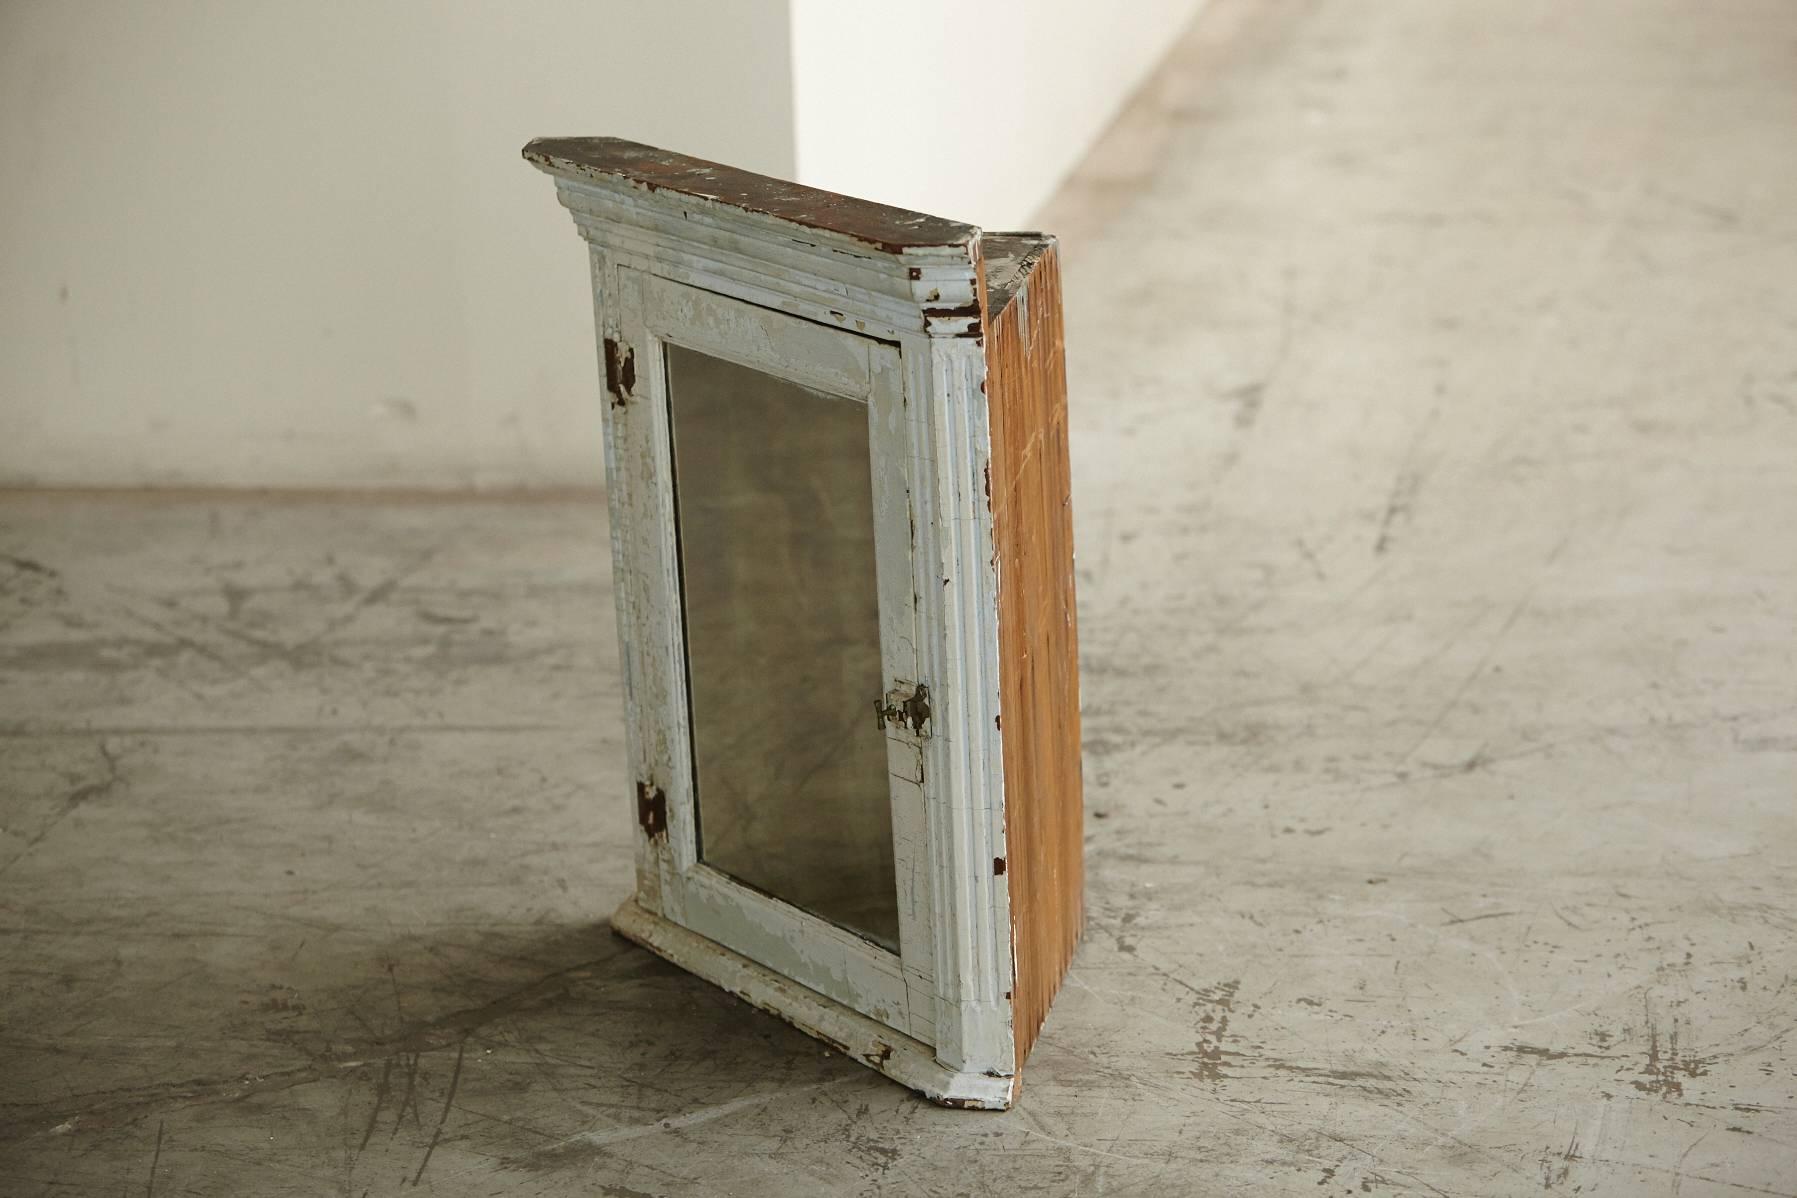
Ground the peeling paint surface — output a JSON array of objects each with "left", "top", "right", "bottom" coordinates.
[
  {"left": 524, "top": 137, "right": 979, "bottom": 256},
  {"left": 545, "top": 126, "right": 1017, "bottom": 1073},
  {"left": 5, "top": 0, "right": 1797, "bottom": 1191}
]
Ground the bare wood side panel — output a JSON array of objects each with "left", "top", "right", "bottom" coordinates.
[{"left": 984, "top": 241, "right": 1083, "bottom": 1070}]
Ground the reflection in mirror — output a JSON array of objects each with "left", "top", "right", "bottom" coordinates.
[{"left": 665, "top": 343, "right": 899, "bottom": 951}]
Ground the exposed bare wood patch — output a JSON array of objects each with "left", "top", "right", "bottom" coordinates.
[
  {"left": 523, "top": 137, "right": 978, "bottom": 256},
  {"left": 983, "top": 238, "right": 1084, "bottom": 1070}
]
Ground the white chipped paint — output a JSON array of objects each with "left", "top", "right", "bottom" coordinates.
[
  {"left": 530, "top": 153, "right": 1019, "bottom": 1099},
  {"left": 615, "top": 899, "right": 1014, "bottom": 1109}
]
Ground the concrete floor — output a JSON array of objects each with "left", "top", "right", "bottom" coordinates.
[{"left": 4, "top": 0, "right": 1797, "bottom": 1192}]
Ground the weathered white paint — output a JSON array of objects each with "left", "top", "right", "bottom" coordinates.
[
  {"left": 529, "top": 144, "right": 1019, "bottom": 1102},
  {"left": 612, "top": 900, "right": 1014, "bottom": 1109},
  {"left": 10, "top": 0, "right": 1797, "bottom": 1182},
  {"left": 623, "top": 271, "right": 918, "bottom": 1030},
  {"left": 914, "top": 337, "right": 1015, "bottom": 1074}
]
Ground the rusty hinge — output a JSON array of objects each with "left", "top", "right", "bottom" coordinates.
[
  {"left": 636, "top": 780, "right": 666, "bottom": 841},
  {"left": 875, "top": 682, "right": 931, "bottom": 738},
  {"left": 603, "top": 336, "right": 636, "bottom": 408}
]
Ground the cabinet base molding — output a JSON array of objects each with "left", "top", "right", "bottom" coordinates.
[{"left": 612, "top": 900, "right": 1016, "bottom": 1110}]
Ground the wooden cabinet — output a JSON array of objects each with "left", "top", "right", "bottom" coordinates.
[{"left": 525, "top": 138, "right": 1082, "bottom": 1108}]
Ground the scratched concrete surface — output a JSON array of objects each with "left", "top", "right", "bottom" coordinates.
[{"left": 4, "top": 0, "right": 1797, "bottom": 1193}]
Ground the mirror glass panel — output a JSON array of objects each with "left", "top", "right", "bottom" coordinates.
[{"left": 665, "top": 343, "right": 900, "bottom": 950}]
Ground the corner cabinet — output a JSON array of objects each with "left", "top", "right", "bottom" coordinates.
[{"left": 524, "top": 138, "right": 1082, "bottom": 1109}]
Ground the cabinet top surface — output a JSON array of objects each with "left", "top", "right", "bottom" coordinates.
[
  {"left": 981, "top": 233, "right": 1056, "bottom": 319},
  {"left": 523, "top": 136, "right": 980, "bottom": 256}
]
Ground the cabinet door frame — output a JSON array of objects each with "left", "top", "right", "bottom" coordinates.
[
  {"left": 540, "top": 149, "right": 1024, "bottom": 1088},
  {"left": 611, "top": 268, "right": 933, "bottom": 1036}
]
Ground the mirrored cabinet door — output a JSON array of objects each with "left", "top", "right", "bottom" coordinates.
[
  {"left": 663, "top": 343, "right": 900, "bottom": 951},
  {"left": 617, "top": 269, "right": 924, "bottom": 1038}
]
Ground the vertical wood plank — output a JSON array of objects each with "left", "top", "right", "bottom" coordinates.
[{"left": 985, "top": 241, "right": 1084, "bottom": 1069}]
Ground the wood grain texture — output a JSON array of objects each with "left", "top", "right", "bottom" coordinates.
[
  {"left": 983, "top": 238, "right": 1084, "bottom": 1069},
  {"left": 525, "top": 137, "right": 978, "bottom": 255}
]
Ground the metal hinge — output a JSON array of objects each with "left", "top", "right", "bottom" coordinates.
[
  {"left": 603, "top": 335, "right": 636, "bottom": 407},
  {"left": 875, "top": 682, "right": 932, "bottom": 738}
]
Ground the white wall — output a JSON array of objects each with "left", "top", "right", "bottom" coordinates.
[
  {"left": 1, "top": 1, "right": 1196, "bottom": 489},
  {"left": 0, "top": 0, "right": 792, "bottom": 489},
  {"left": 789, "top": 0, "right": 1206, "bottom": 231}
]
